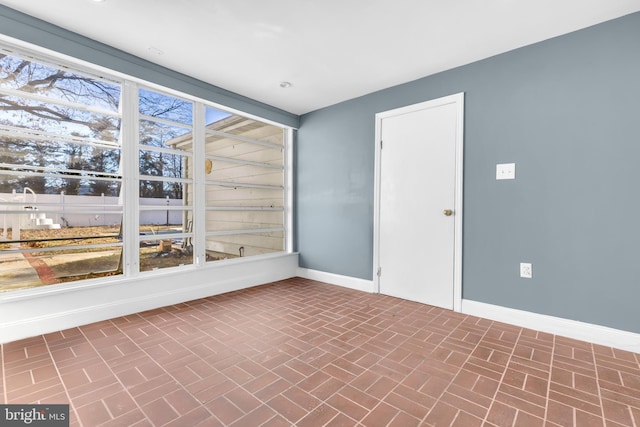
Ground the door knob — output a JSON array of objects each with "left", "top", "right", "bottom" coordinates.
[{"left": 443, "top": 209, "right": 453, "bottom": 216}]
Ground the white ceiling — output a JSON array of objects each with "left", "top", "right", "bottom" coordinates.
[{"left": 2, "top": 0, "right": 639, "bottom": 115}]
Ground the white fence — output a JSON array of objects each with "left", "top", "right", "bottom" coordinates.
[{"left": 0, "top": 192, "right": 184, "bottom": 228}]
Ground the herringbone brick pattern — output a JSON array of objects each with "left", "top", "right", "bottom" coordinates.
[{"left": 2, "top": 278, "right": 639, "bottom": 426}]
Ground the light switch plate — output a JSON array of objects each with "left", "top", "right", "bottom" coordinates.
[{"left": 496, "top": 163, "right": 516, "bottom": 180}]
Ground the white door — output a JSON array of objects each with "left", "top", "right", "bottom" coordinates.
[{"left": 374, "top": 93, "right": 464, "bottom": 310}]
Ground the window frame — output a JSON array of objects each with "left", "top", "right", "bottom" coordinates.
[{"left": 0, "top": 38, "right": 293, "bottom": 295}]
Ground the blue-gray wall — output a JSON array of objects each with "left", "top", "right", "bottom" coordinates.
[
  {"left": 0, "top": 5, "right": 298, "bottom": 128},
  {"left": 296, "top": 12, "right": 640, "bottom": 333}
]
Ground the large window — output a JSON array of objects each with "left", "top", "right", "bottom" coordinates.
[
  {"left": 203, "top": 108, "right": 285, "bottom": 261},
  {"left": 0, "top": 50, "right": 124, "bottom": 290},
  {"left": 0, "top": 44, "right": 289, "bottom": 292},
  {"left": 138, "top": 88, "right": 194, "bottom": 271}
]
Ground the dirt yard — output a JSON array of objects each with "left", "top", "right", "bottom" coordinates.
[{"left": 0, "top": 225, "right": 232, "bottom": 290}]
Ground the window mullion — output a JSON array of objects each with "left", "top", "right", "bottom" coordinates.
[
  {"left": 284, "top": 128, "right": 294, "bottom": 253},
  {"left": 193, "top": 103, "right": 206, "bottom": 266},
  {"left": 0, "top": 124, "right": 120, "bottom": 149},
  {"left": 0, "top": 86, "right": 120, "bottom": 118},
  {"left": 122, "top": 81, "right": 140, "bottom": 276}
]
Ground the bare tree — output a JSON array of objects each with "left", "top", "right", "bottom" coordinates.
[{"left": 1, "top": 53, "right": 192, "bottom": 198}]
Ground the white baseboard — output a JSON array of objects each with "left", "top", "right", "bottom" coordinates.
[
  {"left": 296, "top": 268, "right": 375, "bottom": 293},
  {"left": 462, "top": 299, "right": 640, "bottom": 354}
]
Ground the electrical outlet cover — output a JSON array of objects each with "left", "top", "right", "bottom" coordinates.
[{"left": 496, "top": 163, "right": 516, "bottom": 180}]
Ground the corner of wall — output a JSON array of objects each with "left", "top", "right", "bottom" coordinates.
[{"left": 296, "top": 268, "right": 375, "bottom": 293}]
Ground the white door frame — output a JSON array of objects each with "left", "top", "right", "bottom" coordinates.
[{"left": 373, "top": 92, "right": 464, "bottom": 312}]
